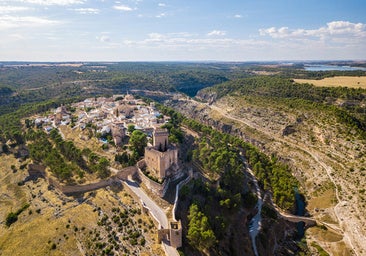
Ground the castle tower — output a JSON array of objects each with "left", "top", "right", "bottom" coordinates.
[
  {"left": 153, "top": 128, "right": 169, "bottom": 152},
  {"left": 169, "top": 221, "right": 182, "bottom": 248}
]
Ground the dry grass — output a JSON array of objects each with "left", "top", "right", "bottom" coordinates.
[
  {"left": 59, "top": 125, "right": 107, "bottom": 157},
  {"left": 308, "top": 226, "right": 343, "bottom": 243},
  {"left": 294, "top": 76, "right": 366, "bottom": 88},
  {"left": 308, "top": 188, "right": 336, "bottom": 211},
  {"left": 0, "top": 155, "right": 28, "bottom": 222},
  {"left": 0, "top": 153, "right": 161, "bottom": 255},
  {"left": 0, "top": 176, "right": 98, "bottom": 256}
]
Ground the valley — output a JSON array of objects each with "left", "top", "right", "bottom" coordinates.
[
  {"left": 1, "top": 62, "right": 366, "bottom": 256},
  {"left": 164, "top": 82, "right": 366, "bottom": 255}
]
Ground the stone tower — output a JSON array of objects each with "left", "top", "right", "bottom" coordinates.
[
  {"left": 169, "top": 221, "right": 182, "bottom": 248},
  {"left": 153, "top": 128, "right": 169, "bottom": 152}
]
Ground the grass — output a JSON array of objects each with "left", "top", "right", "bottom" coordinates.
[
  {"left": 59, "top": 125, "right": 107, "bottom": 157},
  {"left": 0, "top": 198, "right": 98, "bottom": 255},
  {"left": 318, "top": 213, "right": 338, "bottom": 225},
  {"left": 0, "top": 153, "right": 161, "bottom": 255},
  {"left": 308, "top": 188, "right": 336, "bottom": 211},
  {"left": 0, "top": 154, "right": 28, "bottom": 222},
  {"left": 311, "top": 241, "right": 330, "bottom": 256},
  {"left": 308, "top": 226, "right": 343, "bottom": 243},
  {"left": 294, "top": 76, "right": 366, "bottom": 88}
]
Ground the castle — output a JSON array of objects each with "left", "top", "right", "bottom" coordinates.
[{"left": 144, "top": 128, "right": 179, "bottom": 181}]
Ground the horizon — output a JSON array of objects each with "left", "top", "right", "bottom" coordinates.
[
  {"left": 0, "top": 0, "right": 366, "bottom": 61},
  {"left": 1, "top": 60, "right": 366, "bottom": 64}
]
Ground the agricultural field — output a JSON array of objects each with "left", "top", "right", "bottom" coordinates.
[{"left": 295, "top": 76, "right": 366, "bottom": 88}]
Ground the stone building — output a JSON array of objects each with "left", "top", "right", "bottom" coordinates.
[
  {"left": 111, "top": 123, "right": 125, "bottom": 146},
  {"left": 153, "top": 128, "right": 169, "bottom": 151},
  {"left": 144, "top": 128, "right": 178, "bottom": 180},
  {"left": 169, "top": 221, "right": 182, "bottom": 248}
]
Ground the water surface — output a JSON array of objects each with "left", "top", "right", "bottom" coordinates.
[{"left": 304, "top": 64, "right": 366, "bottom": 71}]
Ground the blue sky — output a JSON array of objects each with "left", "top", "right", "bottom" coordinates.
[{"left": 0, "top": 0, "right": 365, "bottom": 61}]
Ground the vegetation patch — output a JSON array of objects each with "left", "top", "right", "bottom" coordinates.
[{"left": 294, "top": 76, "right": 366, "bottom": 89}]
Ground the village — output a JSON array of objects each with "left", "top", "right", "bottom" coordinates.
[{"left": 30, "top": 94, "right": 185, "bottom": 252}]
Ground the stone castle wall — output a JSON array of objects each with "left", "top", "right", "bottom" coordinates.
[{"left": 137, "top": 162, "right": 168, "bottom": 197}]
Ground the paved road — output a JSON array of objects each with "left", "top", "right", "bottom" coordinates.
[
  {"left": 162, "top": 241, "right": 180, "bottom": 256},
  {"left": 123, "top": 180, "right": 180, "bottom": 256},
  {"left": 123, "top": 180, "right": 169, "bottom": 229}
]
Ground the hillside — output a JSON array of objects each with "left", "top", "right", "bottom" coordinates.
[
  {"left": 0, "top": 154, "right": 163, "bottom": 256},
  {"left": 165, "top": 76, "right": 366, "bottom": 256}
]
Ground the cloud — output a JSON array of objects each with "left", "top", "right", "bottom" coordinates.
[
  {"left": 14, "top": 0, "right": 85, "bottom": 5},
  {"left": 123, "top": 32, "right": 267, "bottom": 51},
  {"left": 0, "top": 6, "right": 32, "bottom": 13},
  {"left": 0, "top": 15, "right": 59, "bottom": 29},
  {"left": 207, "top": 30, "right": 226, "bottom": 36},
  {"left": 158, "top": 3, "right": 166, "bottom": 7},
  {"left": 234, "top": 14, "right": 242, "bottom": 18},
  {"left": 73, "top": 8, "right": 100, "bottom": 14},
  {"left": 113, "top": 5, "right": 135, "bottom": 11},
  {"left": 156, "top": 12, "right": 166, "bottom": 18},
  {"left": 259, "top": 21, "right": 366, "bottom": 39},
  {"left": 97, "top": 35, "right": 111, "bottom": 42}
]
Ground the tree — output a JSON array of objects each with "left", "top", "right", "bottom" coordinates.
[
  {"left": 187, "top": 204, "right": 216, "bottom": 251},
  {"left": 129, "top": 130, "right": 147, "bottom": 156},
  {"left": 127, "top": 124, "right": 135, "bottom": 134},
  {"left": 5, "top": 212, "right": 18, "bottom": 227},
  {"left": 96, "top": 157, "right": 110, "bottom": 178}
]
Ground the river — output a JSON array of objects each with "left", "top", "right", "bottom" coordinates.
[
  {"left": 295, "top": 189, "right": 306, "bottom": 239},
  {"left": 304, "top": 64, "right": 366, "bottom": 71}
]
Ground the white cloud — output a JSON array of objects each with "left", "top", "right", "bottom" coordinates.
[
  {"left": 123, "top": 32, "right": 266, "bottom": 51},
  {"left": 207, "top": 30, "right": 226, "bottom": 36},
  {"left": 14, "top": 0, "right": 85, "bottom": 5},
  {"left": 73, "top": 8, "right": 100, "bottom": 14},
  {"left": 0, "top": 6, "right": 32, "bottom": 13},
  {"left": 0, "top": 15, "right": 59, "bottom": 29},
  {"left": 113, "top": 5, "right": 135, "bottom": 11},
  {"left": 156, "top": 12, "right": 166, "bottom": 18},
  {"left": 158, "top": 3, "right": 166, "bottom": 7},
  {"left": 97, "top": 35, "right": 111, "bottom": 42},
  {"left": 234, "top": 14, "right": 242, "bottom": 18},
  {"left": 259, "top": 21, "right": 366, "bottom": 39}
]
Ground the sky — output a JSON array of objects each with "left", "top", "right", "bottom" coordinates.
[{"left": 0, "top": 0, "right": 366, "bottom": 61}]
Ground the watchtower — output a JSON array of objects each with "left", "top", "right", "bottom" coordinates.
[
  {"left": 169, "top": 221, "right": 182, "bottom": 248},
  {"left": 153, "top": 128, "right": 169, "bottom": 152}
]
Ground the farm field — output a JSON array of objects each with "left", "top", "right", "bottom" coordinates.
[{"left": 294, "top": 76, "right": 366, "bottom": 88}]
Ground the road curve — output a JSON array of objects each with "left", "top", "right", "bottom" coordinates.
[{"left": 123, "top": 179, "right": 168, "bottom": 229}]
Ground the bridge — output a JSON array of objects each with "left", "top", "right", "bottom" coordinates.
[{"left": 280, "top": 213, "right": 317, "bottom": 227}]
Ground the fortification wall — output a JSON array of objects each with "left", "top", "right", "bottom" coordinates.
[{"left": 137, "top": 166, "right": 168, "bottom": 197}]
